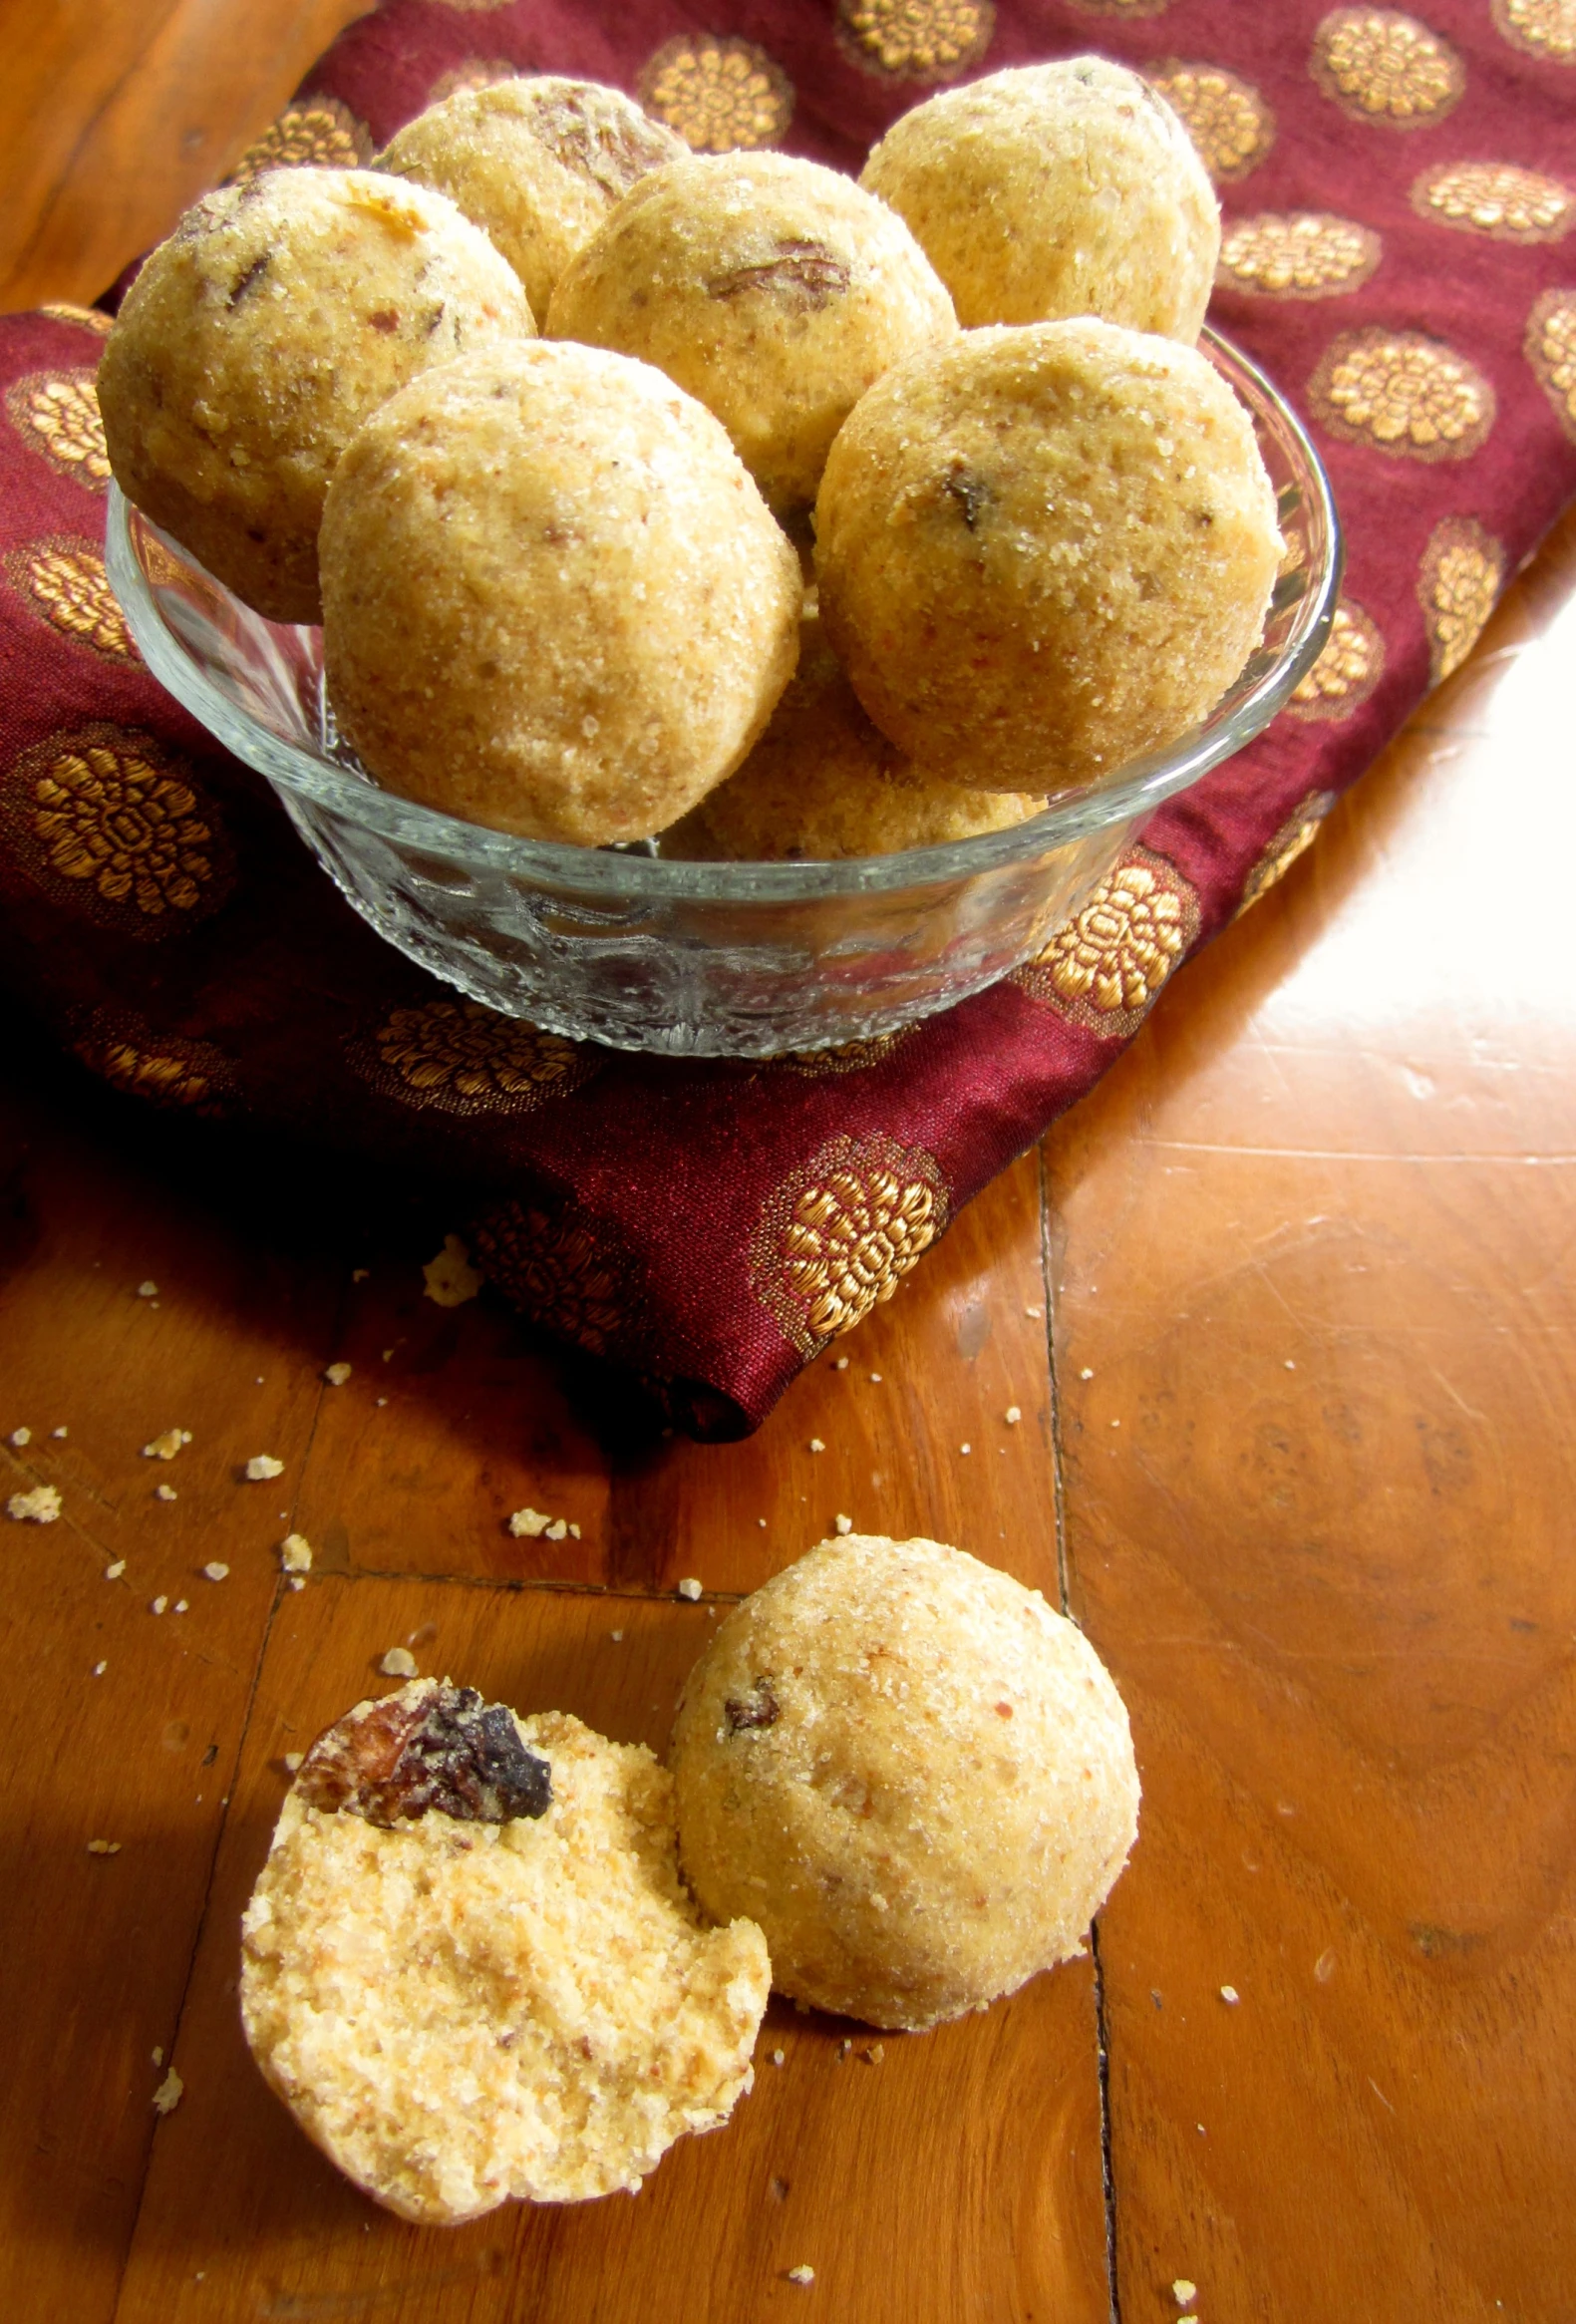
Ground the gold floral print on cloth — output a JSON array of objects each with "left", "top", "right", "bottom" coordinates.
[
  {"left": 1146, "top": 63, "right": 1276, "bottom": 183},
  {"left": 834, "top": 0, "right": 994, "bottom": 81},
  {"left": 751, "top": 1131, "right": 949, "bottom": 1359},
  {"left": 73, "top": 1008, "right": 240, "bottom": 1117},
  {"left": 349, "top": 997, "right": 596, "bottom": 1117},
  {"left": 1235, "top": 793, "right": 1339, "bottom": 917},
  {"left": 1308, "top": 329, "right": 1495, "bottom": 461},
  {"left": 5, "top": 537, "right": 139, "bottom": 666},
  {"left": 429, "top": 59, "right": 520, "bottom": 104},
  {"left": 1492, "top": 0, "right": 1576, "bottom": 63},
  {"left": 1413, "top": 162, "right": 1573, "bottom": 242},
  {"left": 1217, "top": 213, "right": 1383, "bottom": 298},
  {"left": 1312, "top": 9, "right": 1465, "bottom": 126},
  {"left": 1013, "top": 846, "right": 1201, "bottom": 1041},
  {"left": 39, "top": 303, "right": 114, "bottom": 338},
  {"left": 470, "top": 1203, "right": 631, "bottom": 1358},
  {"left": 770, "top": 1032, "right": 913, "bottom": 1078},
  {"left": 6, "top": 370, "right": 110, "bottom": 493},
  {"left": 1418, "top": 516, "right": 1505, "bottom": 682},
  {"left": 2, "top": 725, "right": 231, "bottom": 934},
  {"left": 638, "top": 35, "right": 793, "bottom": 152},
  {"left": 1526, "top": 288, "right": 1576, "bottom": 442},
  {"left": 229, "top": 97, "right": 372, "bottom": 181},
  {"left": 1286, "top": 598, "right": 1387, "bottom": 721}
]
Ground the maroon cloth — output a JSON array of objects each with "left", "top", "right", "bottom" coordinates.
[{"left": 2, "top": 1, "right": 1573, "bottom": 1435}]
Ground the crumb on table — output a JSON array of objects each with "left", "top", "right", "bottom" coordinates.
[
  {"left": 245, "top": 1455, "right": 284, "bottom": 1482},
  {"left": 8, "top": 1485, "right": 61, "bottom": 1523},
  {"left": 142, "top": 1428, "right": 190, "bottom": 1461},
  {"left": 423, "top": 1234, "right": 480, "bottom": 1307}
]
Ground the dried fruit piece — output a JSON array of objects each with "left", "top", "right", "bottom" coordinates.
[
  {"left": 706, "top": 239, "right": 852, "bottom": 306},
  {"left": 295, "top": 1679, "right": 552, "bottom": 1827},
  {"left": 724, "top": 1678, "right": 781, "bottom": 1733}
]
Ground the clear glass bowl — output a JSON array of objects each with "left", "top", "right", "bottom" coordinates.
[{"left": 105, "top": 330, "right": 1340, "bottom": 1058}]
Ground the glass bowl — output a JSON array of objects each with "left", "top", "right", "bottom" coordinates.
[{"left": 105, "top": 330, "right": 1340, "bottom": 1058}]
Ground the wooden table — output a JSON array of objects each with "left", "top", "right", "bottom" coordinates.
[{"left": 3, "top": 12, "right": 1574, "bottom": 2320}]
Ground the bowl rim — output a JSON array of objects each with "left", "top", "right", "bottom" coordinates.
[{"left": 107, "top": 326, "right": 1343, "bottom": 905}]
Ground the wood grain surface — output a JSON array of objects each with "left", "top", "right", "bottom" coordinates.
[{"left": 2, "top": 11, "right": 1574, "bottom": 2321}]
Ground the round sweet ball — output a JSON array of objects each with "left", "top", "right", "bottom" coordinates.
[
  {"left": 320, "top": 339, "right": 802, "bottom": 846},
  {"left": 378, "top": 77, "right": 686, "bottom": 323},
  {"left": 670, "top": 1534, "right": 1140, "bottom": 2031},
  {"left": 814, "top": 319, "right": 1282, "bottom": 794},
  {"left": 546, "top": 152, "right": 957, "bottom": 513},
  {"left": 98, "top": 169, "right": 532, "bottom": 623},
  {"left": 860, "top": 59, "right": 1219, "bottom": 342},
  {"left": 242, "top": 1682, "right": 769, "bottom": 2221},
  {"left": 666, "top": 615, "right": 1045, "bottom": 860}
]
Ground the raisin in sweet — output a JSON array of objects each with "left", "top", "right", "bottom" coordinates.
[
  {"left": 724, "top": 1677, "right": 781, "bottom": 1734},
  {"left": 296, "top": 1679, "right": 550, "bottom": 1826},
  {"left": 707, "top": 240, "right": 851, "bottom": 309}
]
